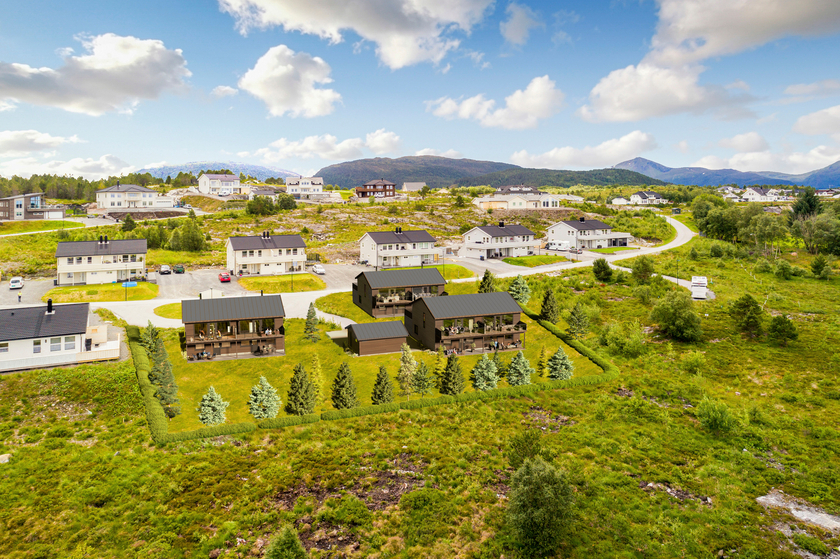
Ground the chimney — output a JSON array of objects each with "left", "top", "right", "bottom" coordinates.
[
  {"left": 579, "top": 217, "right": 585, "bottom": 223},
  {"left": 499, "top": 221, "right": 505, "bottom": 228},
  {"left": 104, "top": 235, "right": 108, "bottom": 244},
  {"left": 47, "top": 299, "right": 53, "bottom": 314},
  {"left": 260, "top": 290, "right": 263, "bottom": 296},
  {"left": 99, "top": 235, "right": 103, "bottom": 244}
]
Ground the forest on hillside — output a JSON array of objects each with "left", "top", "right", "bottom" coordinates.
[{"left": 455, "top": 168, "right": 667, "bottom": 188}]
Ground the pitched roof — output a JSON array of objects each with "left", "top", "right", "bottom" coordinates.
[
  {"left": 55, "top": 238, "right": 148, "bottom": 257},
  {"left": 0, "top": 303, "right": 89, "bottom": 342},
  {"left": 346, "top": 321, "right": 408, "bottom": 341},
  {"left": 250, "top": 189, "right": 278, "bottom": 196},
  {"left": 472, "top": 223, "right": 535, "bottom": 237},
  {"left": 402, "top": 182, "right": 427, "bottom": 191},
  {"left": 557, "top": 218, "right": 612, "bottom": 231},
  {"left": 202, "top": 173, "right": 239, "bottom": 180},
  {"left": 0, "top": 192, "right": 42, "bottom": 201},
  {"left": 420, "top": 292, "right": 522, "bottom": 319},
  {"left": 632, "top": 191, "right": 663, "bottom": 199},
  {"left": 363, "top": 229, "right": 437, "bottom": 245},
  {"left": 363, "top": 179, "right": 396, "bottom": 187},
  {"left": 97, "top": 184, "right": 157, "bottom": 194},
  {"left": 228, "top": 234, "right": 306, "bottom": 250},
  {"left": 181, "top": 294, "right": 285, "bottom": 323},
  {"left": 495, "top": 185, "right": 542, "bottom": 194},
  {"left": 357, "top": 268, "right": 445, "bottom": 289},
  {"left": 746, "top": 187, "right": 771, "bottom": 196}
]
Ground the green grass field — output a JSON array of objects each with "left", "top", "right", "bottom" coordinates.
[
  {"left": 673, "top": 213, "right": 699, "bottom": 233},
  {"left": 42, "top": 282, "right": 159, "bottom": 302},
  {"left": 315, "top": 292, "right": 384, "bottom": 323},
  {"left": 153, "top": 302, "right": 182, "bottom": 319},
  {"left": 146, "top": 249, "right": 222, "bottom": 268},
  {"left": 0, "top": 220, "right": 84, "bottom": 235},
  {"left": 589, "top": 246, "right": 641, "bottom": 254},
  {"left": 502, "top": 254, "right": 568, "bottom": 267},
  {"left": 238, "top": 273, "right": 327, "bottom": 293},
  {"left": 398, "top": 263, "right": 474, "bottom": 279}
]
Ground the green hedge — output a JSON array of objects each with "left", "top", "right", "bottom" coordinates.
[
  {"left": 258, "top": 414, "right": 321, "bottom": 429},
  {"left": 127, "top": 326, "right": 169, "bottom": 443},
  {"left": 160, "top": 422, "right": 257, "bottom": 443},
  {"left": 400, "top": 396, "right": 455, "bottom": 410},
  {"left": 321, "top": 403, "right": 401, "bottom": 421}
]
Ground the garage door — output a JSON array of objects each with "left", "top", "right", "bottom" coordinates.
[{"left": 47, "top": 211, "right": 63, "bottom": 219}]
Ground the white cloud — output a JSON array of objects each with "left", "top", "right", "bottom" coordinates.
[
  {"left": 0, "top": 154, "right": 135, "bottom": 180},
  {"left": 218, "top": 0, "right": 494, "bottom": 70},
  {"left": 726, "top": 80, "right": 750, "bottom": 92},
  {"left": 143, "top": 160, "right": 168, "bottom": 169},
  {"left": 0, "top": 130, "right": 82, "bottom": 157},
  {"left": 211, "top": 85, "right": 238, "bottom": 98},
  {"left": 427, "top": 75, "right": 563, "bottom": 130},
  {"left": 500, "top": 3, "right": 542, "bottom": 46},
  {"left": 757, "top": 112, "right": 778, "bottom": 124},
  {"left": 510, "top": 130, "right": 657, "bottom": 169},
  {"left": 674, "top": 140, "right": 690, "bottom": 153},
  {"left": 0, "top": 33, "right": 190, "bottom": 116},
  {"left": 692, "top": 145, "right": 840, "bottom": 175},
  {"left": 793, "top": 104, "right": 840, "bottom": 136},
  {"left": 415, "top": 148, "right": 463, "bottom": 158},
  {"left": 718, "top": 132, "right": 768, "bottom": 153},
  {"left": 365, "top": 129, "right": 402, "bottom": 155},
  {"left": 238, "top": 45, "right": 341, "bottom": 118},
  {"left": 0, "top": 100, "right": 15, "bottom": 112},
  {"left": 784, "top": 79, "right": 840, "bottom": 97}
]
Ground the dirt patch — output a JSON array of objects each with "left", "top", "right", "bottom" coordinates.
[
  {"left": 488, "top": 469, "right": 511, "bottom": 498},
  {"left": 758, "top": 489, "right": 840, "bottom": 533},
  {"left": 615, "top": 387, "right": 634, "bottom": 398},
  {"left": 630, "top": 475, "right": 712, "bottom": 506},
  {"left": 296, "top": 520, "right": 361, "bottom": 556},
  {"left": 521, "top": 406, "right": 576, "bottom": 432},
  {"left": 769, "top": 522, "right": 840, "bottom": 559}
]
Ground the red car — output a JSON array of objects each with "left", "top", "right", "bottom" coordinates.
[{"left": 218, "top": 272, "right": 231, "bottom": 283}]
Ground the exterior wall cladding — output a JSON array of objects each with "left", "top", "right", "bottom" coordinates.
[{"left": 183, "top": 317, "right": 285, "bottom": 358}]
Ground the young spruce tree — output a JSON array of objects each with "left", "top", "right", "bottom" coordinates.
[
  {"left": 304, "top": 302, "right": 320, "bottom": 342},
  {"left": 397, "top": 343, "right": 416, "bottom": 400},
  {"left": 433, "top": 345, "right": 447, "bottom": 389},
  {"left": 547, "top": 347, "right": 575, "bottom": 380},
  {"left": 149, "top": 338, "right": 181, "bottom": 418},
  {"left": 540, "top": 289, "right": 559, "bottom": 323},
  {"left": 506, "top": 351, "right": 535, "bottom": 386},
  {"left": 536, "top": 346, "right": 549, "bottom": 377},
  {"left": 566, "top": 302, "right": 590, "bottom": 340},
  {"left": 412, "top": 362, "right": 433, "bottom": 398},
  {"left": 264, "top": 524, "right": 307, "bottom": 559},
  {"left": 198, "top": 386, "right": 229, "bottom": 426},
  {"left": 371, "top": 365, "right": 394, "bottom": 405},
  {"left": 470, "top": 354, "right": 499, "bottom": 391},
  {"left": 331, "top": 362, "right": 359, "bottom": 409},
  {"left": 248, "top": 376, "right": 281, "bottom": 419},
  {"left": 478, "top": 269, "right": 496, "bottom": 293},
  {"left": 492, "top": 348, "right": 508, "bottom": 380},
  {"left": 508, "top": 274, "right": 531, "bottom": 304},
  {"left": 440, "top": 354, "right": 465, "bottom": 396},
  {"left": 310, "top": 353, "right": 326, "bottom": 402},
  {"left": 285, "top": 363, "right": 317, "bottom": 416}
]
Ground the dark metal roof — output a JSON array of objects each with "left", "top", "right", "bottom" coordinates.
[
  {"left": 495, "top": 185, "right": 542, "bottom": 194},
  {"left": 358, "top": 268, "right": 446, "bottom": 289},
  {"left": 363, "top": 179, "right": 396, "bottom": 187},
  {"left": 0, "top": 192, "right": 41, "bottom": 201},
  {"left": 203, "top": 174, "right": 239, "bottom": 180},
  {"left": 473, "top": 224, "right": 535, "bottom": 237},
  {"left": 346, "top": 321, "right": 408, "bottom": 341},
  {"left": 181, "top": 294, "right": 285, "bottom": 323},
  {"left": 364, "top": 230, "right": 437, "bottom": 245},
  {"left": 632, "top": 191, "right": 663, "bottom": 199},
  {"left": 250, "top": 189, "right": 278, "bottom": 196},
  {"left": 97, "top": 184, "right": 156, "bottom": 193},
  {"left": 0, "top": 303, "right": 89, "bottom": 342},
  {"left": 560, "top": 218, "right": 612, "bottom": 231},
  {"left": 420, "top": 292, "right": 522, "bottom": 319},
  {"left": 228, "top": 235, "right": 306, "bottom": 250},
  {"left": 55, "top": 239, "right": 148, "bottom": 257}
]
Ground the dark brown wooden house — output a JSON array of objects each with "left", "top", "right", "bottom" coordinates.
[
  {"left": 355, "top": 178, "right": 396, "bottom": 199},
  {"left": 181, "top": 294, "right": 285, "bottom": 360},
  {"left": 345, "top": 321, "right": 409, "bottom": 356},
  {"left": 352, "top": 268, "right": 446, "bottom": 318},
  {"left": 404, "top": 292, "right": 526, "bottom": 353}
]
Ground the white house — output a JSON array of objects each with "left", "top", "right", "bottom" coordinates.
[
  {"left": 547, "top": 217, "right": 632, "bottom": 250},
  {"left": 495, "top": 185, "right": 543, "bottom": 195},
  {"left": 472, "top": 192, "right": 569, "bottom": 211},
  {"left": 359, "top": 228, "right": 442, "bottom": 268},
  {"left": 226, "top": 231, "right": 307, "bottom": 275},
  {"left": 55, "top": 237, "right": 148, "bottom": 286},
  {"left": 610, "top": 197, "right": 630, "bottom": 205},
  {"left": 198, "top": 173, "right": 241, "bottom": 195},
  {"left": 630, "top": 191, "right": 668, "bottom": 205},
  {"left": 0, "top": 301, "right": 120, "bottom": 372},
  {"left": 741, "top": 187, "right": 776, "bottom": 203},
  {"left": 96, "top": 183, "right": 174, "bottom": 210},
  {"left": 460, "top": 222, "right": 537, "bottom": 259},
  {"left": 248, "top": 189, "right": 281, "bottom": 202},
  {"left": 402, "top": 182, "right": 427, "bottom": 192},
  {"left": 286, "top": 177, "right": 326, "bottom": 199}
]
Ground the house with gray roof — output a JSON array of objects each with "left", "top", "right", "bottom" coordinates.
[
  {"left": 198, "top": 173, "right": 242, "bottom": 195},
  {"left": 630, "top": 191, "right": 668, "bottom": 205},
  {"left": 225, "top": 231, "right": 307, "bottom": 275},
  {"left": 404, "top": 292, "right": 526, "bottom": 353},
  {"left": 352, "top": 268, "right": 446, "bottom": 318},
  {"left": 55, "top": 237, "right": 148, "bottom": 286},
  {"left": 95, "top": 182, "right": 173, "bottom": 210},
  {"left": 460, "top": 222, "right": 538, "bottom": 260},
  {"left": 359, "top": 227, "right": 443, "bottom": 268},
  {"left": 345, "top": 321, "right": 409, "bottom": 356},
  {"left": 402, "top": 182, "right": 427, "bottom": 192},
  {"left": 547, "top": 217, "right": 632, "bottom": 250}
]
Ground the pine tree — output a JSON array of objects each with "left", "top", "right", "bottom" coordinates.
[
  {"left": 121, "top": 213, "right": 137, "bottom": 232},
  {"left": 264, "top": 524, "right": 307, "bottom": 559},
  {"left": 439, "top": 354, "right": 465, "bottom": 395},
  {"left": 536, "top": 346, "right": 548, "bottom": 377},
  {"left": 397, "top": 343, "right": 416, "bottom": 400},
  {"left": 331, "top": 362, "right": 359, "bottom": 409},
  {"left": 148, "top": 338, "right": 180, "bottom": 418},
  {"left": 478, "top": 269, "right": 496, "bottom": 293},
  {"left": 248, "top": 376, "right": 281, "bottom": 419},
  {"left": 592, "top": 258, "right": 612, "bottom": 282},
  {"left": 140, "top": 321, "right": 160, "bottom": 353},
  {"left": 371, "top": 365, "right": 394, "bottom": 405},
  {"left": 768, "top": 314, "right": 798, "bottom": 346},
  {"left": 729, "top": 293, "right": 764, "bottom": 337},
  {"left": 506, "top": 351, "right": 535, "bottom": 386},
  {"left": 412, "top": 362, "right": 433, "bottom": 398},
  {"left": 304, "top": 302, "right": 319, "bottom": 342},
  {"left": 508, "top": 274, "right": 531, "bottom": 304},
  {"left": 547, "top": 347, "right": 575, "bottom": 380},
  {"left": 470, "top": 354, "right": 499, "bottom": 391},
  {"left": 198, "top": 386, "right": 229, "bottom": 426},
  {"left": 285, "top": 363, "right": 317, "bottom": 416},
  {"left": 433, "top": 345, "right": 447, "bottom": 389},
  {"left": 310, "top": 353, "right": 325, "bottom": 402},
  {"left": 566, "top": 302, "right": 590, "bottom": 340},
  {"left": 689, "top": 246, "right": 699, "bottom": 260},
  {"left": 492, "top": 348, "right": 508, "bottom": 380},
  {"left": 540, "top": 290, "right": 559, "bottom": 323}
]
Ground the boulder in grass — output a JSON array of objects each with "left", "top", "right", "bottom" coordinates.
[{"left": 0, "top": 454, "right": 10, "bottom": 464}]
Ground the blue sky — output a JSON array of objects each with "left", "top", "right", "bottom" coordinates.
[{"left": 1, "top": 0, "right": 840, "bottom": 179}]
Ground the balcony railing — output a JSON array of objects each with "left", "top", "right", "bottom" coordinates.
[
  {"left": 437, "top": 322, "right": 526, "bottom": 339},
  {"left": 188, "top": 326, "right": 284, "bottom": 344}
]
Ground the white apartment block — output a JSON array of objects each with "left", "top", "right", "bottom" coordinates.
[
  {"left": 630, "top": 191, "right": 668, "bottom": 205},
  {"left": 286, "top": 177, "right": 325, "bottom": 199},
  {"left": 198, "top": 173, "right": 241, "bottom": 195},
  {"left": 226, "top": 232, "right": 307, "bottom": 275},
  {"left": 55, "top": 237, "right": 148, "bottom": 286},
  {"left": 741, "top": 187, "right": 777, "bottom": 203},
  {"left": 547, "top": 217, "right": 632, "bottom": 250},
  {"left": 359, "top": 228, "right": 442, "bottom": 268},
  {"left": 96, "top": 183, "right": 173, "bottom": 210},
  {"left": 473, "top": 193, "right": 575, "bottom": 211},
  {"left": 460, "top": 222, "right": 537, "bottom": 259}
]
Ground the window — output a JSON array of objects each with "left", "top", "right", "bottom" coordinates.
[
  {"left": 15, "top": 200, "right": 23, "bottom": 209},
  {"left": 257, "top": 250, "right": 262, "bottom": 257},
  {"left": 87, "top": 257, "right": 92, "bottom": 264},
  {"left": 33, "top": 340, "right": 41, "bottom": 353},
  {"left": 0, "top": 342, "right": 7, "bottom": 353},
  {"left": 292, "top": 248, "right": 298, "bottom": 255},
  {"left": 76, "top": 257, "right": 82, "bottom": 264},
  {"left": 67, "top": 258, "right": 73, "bottom": 265},
  {"left": 50, "top": 337, "right": 61, "bottom": 351},
  {"left": 242, "top": 251, "right": 247, "bottom": 257},
  {"left": 64, "top": 336, "right": 75, "bottom": 350}
]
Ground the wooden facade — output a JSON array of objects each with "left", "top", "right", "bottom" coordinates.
[
  {"left": 352, "top": 269, "right": 446, "bottom": 318},
  {"left": 345, "top": 322, "right": 409, "bottom": 356}
]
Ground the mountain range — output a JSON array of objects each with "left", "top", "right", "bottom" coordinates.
[
  {"left": 137, "top": 161, "right": 297, "bottom": 181},
  {"left": 614, "top": 157, "right": 840, "bottom": 188},
  {"left": 454, "top": 167, "right": 664, "bottom": 188}
]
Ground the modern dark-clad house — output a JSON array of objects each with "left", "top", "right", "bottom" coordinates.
[
  {"left": 345, "top": 321, "right": 409, "bottom": 356},
  {"left": 352, "top": 268, "right": 446, "bottom": 318},
  {"left": 0, "top": 193, "right": 65, "bottom": 221},
  {"left": 181, "top": 294, "right": 285, "bottom": 360},
  {"left": 355, "top": 178, "right": 396, "bottom": 199},
  {"left": 405, "top": 292, "right": 526, "bottom": 353}
]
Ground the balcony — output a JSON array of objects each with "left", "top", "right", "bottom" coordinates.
[
  {"left": 188, "top": 326, "right": 284, "bottom": 344},
  {"left": 437, "top": 321, "right": 526, "bottom": 339}
]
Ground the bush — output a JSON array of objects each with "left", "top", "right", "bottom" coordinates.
[
  {"left": 729, "top": 294, "right": 764, "bottom": 337},
  {"left": 316, "top": 494, "right": 372, "bottom": 527},
  {"left": 633, "top": 285, "right": 652, "bottom": 305},
  {"left": 592, "top": 258, "right": 612, "bottom": 282},
  {"left": 650, "top": 291, "right": 703, "bottom": 342},
  {"left": 599, "top": 321, "right": 645, "bottom": 358},
  {"left": 710, "top": 243, "right": 724, "bottom": 258},
  {"left": 264, "top": 525, "right": 307, "bottom": 559},
  {"left": 681, "top": 351, "right": 706, "bottom": 375},
  {"left": 631, "top": 255, "right": 655, "bottom": 284},
  {"left": 696, "top": 397, "right": 738, "bottom": 434},
  {"left": 792, "top": 533, "right": 828, "bottom": 556},
  {"left": 791, "top": 265, "right": 807, "bottom": 277},
  {"left": 768, "top": 314, "right": 798, "bottom": 346},
  {"left": 811, "top": 254, "right": 828, "bottom": 276},
  {"left": 754, "top": 258, "right": 773, "bottom": 273},
  {"left": 507, "top": 430, "right": 552, "bottom": 469},
  {"left": 775, "top": 259, "right": 793, "bottom": 280}
]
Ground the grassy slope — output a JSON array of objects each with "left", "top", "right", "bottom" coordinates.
[
  {"left": 589, "top": 246, "right": 640, "bottom": 254},
  {"left": 42, "top": 282, "right": 159, "bottom": 302},
  {"left": 503, "top": 254, "right": 568, "bottom": 267},
  {"left": 0, "top": 220, "right": 83, "bottom": 235},
  {"left": 238, "top": 274, "right": 327, "bottom": 293},
  {"left": 397, "top": 264, "right": 474, "bottom": 279}
]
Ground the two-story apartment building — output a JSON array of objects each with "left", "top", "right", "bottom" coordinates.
[
  {"left": 181, "top": 294, "right": 285, "bottom": 359},
  {"left": 95, "top": 183, "right": 173, "bottom": 210},
  {"left": 405, "top": 292, "right": 526, "bottom": 353},
  {"left": 359, "top": 228, "right": 442, "bottom": 268},
  {"left": 0, "top": 193, "right": 65, "bottom": 220},
  {"left": 55, "top": 237, "right": 147, "bottom": 286},
  {"left": 352, "top": 268, "right": 446, "bottom": 318},
  {"left": 460, "top": 222, "right": 537, "bottom": 259},
  {"left": 630, "top": 191, "right": 668, "bottom": 205},
  {"left": 225, "top": 232, "right": 307, "bottom": 275},
  {"left": 198, "top": 173, "right": 242, "bottom": 195},
  {"left": 355, "top": 179, "right": 396, "bottom": 199},
  {"left": 741, "top": 187, "right": 777, "bottom": 202},
  {"left": 286, "top": 177, "right": 326, "bottom": 199},
  {"left": 472, "top": 192, "right": 568, "bottom": 211},
  {"left": 547, "top": 217, "right": 632, "bottom": 250},
  {"left": 248, "top": 188, "right": 281, "bottom": 202}
]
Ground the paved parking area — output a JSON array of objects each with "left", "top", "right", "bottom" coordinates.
[
  {"left": 0, "top": 278, "right": 54, "bottom": 307},
  {"left": 155, "top": 269, "right": 249, "bottom": 299},
  {"left": 321, "top": 264, "right": 367, "bottom": 289}
]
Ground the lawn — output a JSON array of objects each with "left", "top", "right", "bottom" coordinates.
[
  {"left": 146, "top": 249, "right": 222, "bottom": 268},
  {"left": 0, "top": 220, "right": 84, "bottom": 235},
  {"left": 589, "top": 246, "right": 641, "bottom": 254},
  {"left": 673, "top": 213, "right": 699, "bottom": 233},
  {"left": 399, "top": 263, "right": 474, "bottom": 279},
  {"left": 502, "top": 254, "right": 568, "bottom": 267},
  {"left": 42, "top": 282, "right": 159, "bottom": 302},
  {"left": 238, "top": 273, "right": 327, "bottom": 293},
  {"left": 315, "top": 292, "right": 384, "bottom": 324},
  {"left": 153, "top": 302, "right": 181, "bottom": 319}
]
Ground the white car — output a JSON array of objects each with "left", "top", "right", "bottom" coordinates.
[
  {"left": 9, "top": 276, "right": 23, "bottom": 290},
  {"left": 311, "top": 264, "right": 326, "bottom": 275}
]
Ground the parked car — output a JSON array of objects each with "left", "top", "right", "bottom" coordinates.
[
  {"left": 219, "top": 272, "right": 231, "bottom": 283},
  {"left": 173, "top": 264, "right": 185, "bottom": 274},
  {"left": 218, "top": 189, "right": 231, "bottom": 197},
  {"left": 569, "top": 248, "right": 583, "bottom": 254},
  {"left": 159, "top": 265, "right": 172, "bottom": 275},
  {"left": 9, "top": 276, "right": 23, "bottom": 290},
  {"left": 311, "top": 264, "right": 326, "bottom": 275}
]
